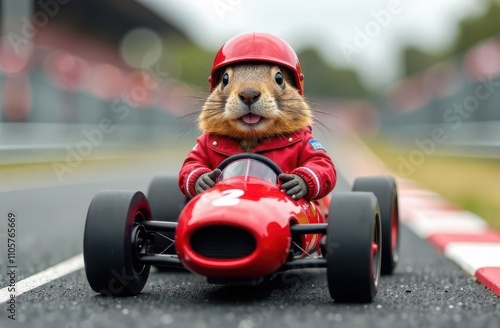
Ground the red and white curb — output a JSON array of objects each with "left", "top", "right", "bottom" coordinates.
[
  {"left": 335, "top": 132, "right": 500, "bottom": 296},
  {"left": 402, "top": 191, "right": 500, "bottom": 296}
]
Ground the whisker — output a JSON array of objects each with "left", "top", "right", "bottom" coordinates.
[
  {"left": 170, "top": 111, "right": 202, "bottom": 123},
  {"left": 312, "top": 118, "right": 334, "bottom": 133},
  {"left": 312, "top": 109, "right": 338, "bottom": 119},
  {"left": 200, "top": 111, "right": 223, "bottom": 121},
  {"left": 202, "top": 100, "right": 226, "bottom": 104},
  {"left": 175, "top": 122, "right": 200, "bottom": 144}
]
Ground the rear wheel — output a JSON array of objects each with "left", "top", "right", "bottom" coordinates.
[
  {"left": 147, "top": 176, "right": 187, "bottom": 271},
  {"left": 353, "top": 177, "right": 399, "bottom": 275},
  {"left": 83, "top": 191, "right": 152, "bottom": 296},
  {"left": 325, "top": 192, "right": 381, "bottom": 303}
]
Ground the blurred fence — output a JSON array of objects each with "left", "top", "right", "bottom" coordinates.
[
  {"left": 0, "top": 65, "right": 200, "bottom": 164},
  {"left": 0, "top": 33, "right": 203, "bottom": 164},
  {"left": 377, "top": 36, "right": 500, "bottom": 158},
  {"left": 0, "top": 0, "right": 202, "bottom": 165}
]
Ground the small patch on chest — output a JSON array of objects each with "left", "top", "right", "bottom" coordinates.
[{"left": 308, "top": 139, "right": 325, "bottom": 151}]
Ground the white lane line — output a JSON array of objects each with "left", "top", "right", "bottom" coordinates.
[{"left": 0, "top": 253, "right": 84, "bottom": 304}]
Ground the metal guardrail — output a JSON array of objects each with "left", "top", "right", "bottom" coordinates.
[
  {"left": 0, "top": 123, "right": 197, "bottom": 164},
  {"left": 378, "top": 76, "right": 500, "bottom": 158}
]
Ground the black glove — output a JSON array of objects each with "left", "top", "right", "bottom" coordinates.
[
  {"left": 195, "top": 169, "right": 221, "bottom": 194},
  {"left": 279, "top": 173, "right": 308, "bottom": 200}
]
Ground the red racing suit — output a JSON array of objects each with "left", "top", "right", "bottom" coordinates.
[{"left": 178, "top": 126, "right": 336, "bottom": 200}]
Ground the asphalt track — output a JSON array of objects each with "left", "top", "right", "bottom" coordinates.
[{"left": 0, "top": 151, "right": 499, "bottom": 328}]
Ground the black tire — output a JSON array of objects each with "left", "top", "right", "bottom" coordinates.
[
  {"left": 83, "top": 191, "right": 152, "bottom": 296},
  {"left": 352, "top": 177, "right": 399, "bottom": 275},
  {"left": 325, "top": 192, "right": 381, "bottom": 303},
  {"left": 147, "top": 176, "right": 187, "bottom": 257}
]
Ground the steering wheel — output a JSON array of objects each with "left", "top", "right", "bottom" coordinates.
[{"left": 217, "top": 153, "right": 283, "bottom": 176}]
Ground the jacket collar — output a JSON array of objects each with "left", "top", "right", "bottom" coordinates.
[{"left": 206, "top": 127, "right": 310, "bottom": 156}]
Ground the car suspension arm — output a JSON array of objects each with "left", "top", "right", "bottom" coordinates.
[
  {"left": 140, "top": 220, "right": 177, "bottom": 232},
  {"left": 290, "top": 223, "right": 327, "bottom": 235}
]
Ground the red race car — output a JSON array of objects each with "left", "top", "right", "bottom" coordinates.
[{"left": 83, "top": 153, "right": 400, "bottom": 303}]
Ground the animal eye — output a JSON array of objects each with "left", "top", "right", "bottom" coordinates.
[
  {"left": 275, "top": 72, "right": 284, "bottom": 87},
  {"left": 222, "top": 73, "right": 230, "bottom": 88}
]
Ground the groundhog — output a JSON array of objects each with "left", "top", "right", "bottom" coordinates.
[{"left": 178, "top": 32, "right": 336, "bottom": 200}]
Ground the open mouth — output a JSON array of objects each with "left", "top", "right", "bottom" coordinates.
[{"left": 240, "top": 113, "right": 263, "bottom": 125}]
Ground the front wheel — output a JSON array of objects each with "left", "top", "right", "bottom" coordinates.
[
  {"left": 353, "top": 176, "right": 399, "bottom": 275},
  {"left": 83, "top": 191, "right": 152, "bottom": 296},
  {"left": 325, "top": 192, "right": 381, "bottom": 303}
]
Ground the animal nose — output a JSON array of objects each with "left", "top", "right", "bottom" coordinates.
[{"left": 239, "top": 88, "right": 261, "bottom": 105}]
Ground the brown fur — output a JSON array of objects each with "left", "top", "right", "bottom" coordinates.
[{"left": 199, "top": 64, "right": 312, "bottom": 151}]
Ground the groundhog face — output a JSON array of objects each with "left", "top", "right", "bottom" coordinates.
[{"left": 199, "top": 64, "right": 312, "bottom": 139}]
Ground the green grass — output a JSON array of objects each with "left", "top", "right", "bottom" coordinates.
[{"left": 366, "top": 138, "right": 500, "bottom": 231}]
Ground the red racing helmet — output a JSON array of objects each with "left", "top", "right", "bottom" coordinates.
[{"left": 209, "top": 32, "right": 305, "bottom": 95}]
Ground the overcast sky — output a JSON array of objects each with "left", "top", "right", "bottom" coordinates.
[{"left": 141, "top": 0, "right": 489, "bottom": 90}]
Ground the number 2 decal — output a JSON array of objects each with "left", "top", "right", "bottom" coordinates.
[{"left": 211, "top": 189, "right": 244, "bottom": 207}]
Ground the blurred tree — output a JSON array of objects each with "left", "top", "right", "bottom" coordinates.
[
  {"left": 453, "top": 1, "right": 500, "bottom": 53},
  {"left": 402, "top": 46, "right": 447, "bottom": 77},
  {"left": 162, "top": 40, "right": 215, "bottom": 91},
  {"left": 400, "top": 1, "right": 500, "bottom": 78},
  {"left": 297, "top": 48, "right": 372, "bottom": 98}
]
